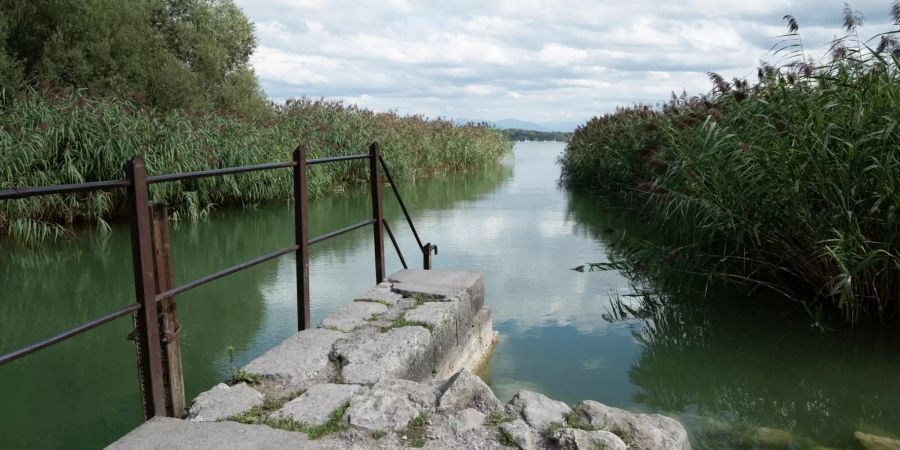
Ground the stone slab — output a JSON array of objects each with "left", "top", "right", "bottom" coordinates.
[
  {"left": 106, "top": 417, "right": 322, "bottom": 449},
  {"left": 276, "top": 384, "right": 366, "bottom": 427},
  {"left": 354, "top": 282, "right": 405, "bottom": 306},
  {"left": 320, "top": 301, "right": 387, "bottom": 332},
  {"left": 438, "top": 369, "right": 502, "bottom": 413},
  {"left": 242, "top": 328, "right": 343, "bottom": 390},
  {"left": 188, "top": 383, "right": 264, "bottom": 422},
  {"left": 388, "top": 269, "right": 484, "bottom": 303}
]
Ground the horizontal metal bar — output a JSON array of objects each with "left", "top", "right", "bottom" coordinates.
[
  {"left": 0, "top": 180, "right": 130, "bottom": 201},
  {"left": 147, "top": 162, "right": 296, "bottom": 184},
  {"left": 307, "top": 154, "right": 368, "bottom": 166},
  {"left": 0, "top": 303, "right": 141, "bottom": 366},
  {"left": 155, "top": 245, "right": 299, "bottom": 302},
  {"left": 310, "top": 219, "right": 376, "bottom": 245}
]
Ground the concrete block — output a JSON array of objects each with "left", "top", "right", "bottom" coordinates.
[
  {"left": 334, "top": 326, "right": 434, "bottom": 385},
  {"left": 243, "top": 328, "right": 343, "bottom": 390},
  {"left": 320, "top": 301, "right": 387, "bottom": 333},
  {"left": 106, "top": 417, "right": 321, "bottom": 449}
]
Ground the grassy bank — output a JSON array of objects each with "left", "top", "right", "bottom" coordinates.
[
  {"left": 561, "top": 6, "right": 900, "bottom": 322},
  {"left": 0, "top": 90, "right": 510, "bottom": 241}
]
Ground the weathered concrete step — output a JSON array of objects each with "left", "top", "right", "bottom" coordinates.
[{"left": 106, "top": 417, "right": 322, "bottom": 449}]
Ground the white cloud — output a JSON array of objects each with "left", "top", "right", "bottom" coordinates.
[{"left": 236, "top": 0, "right": 898, "bottom": 129}]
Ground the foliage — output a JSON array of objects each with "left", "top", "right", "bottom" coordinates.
[
  {"left": 501, "top": 128, "right": 572, "bottom": 142},
  {"left": 0, "top": 0, "right": 269, "bottom": 117},
  {"left": 0, "top": 91, "right": 510, "bottom": 241},
  {"left": 230, "top": 396, "right": 350, "bottom": 440},
  {"left": 399, "top": 411, "right": 430, "bottom": 447},
  {"left": 560, "top": 4, "right": 900, "bottom": 322}
]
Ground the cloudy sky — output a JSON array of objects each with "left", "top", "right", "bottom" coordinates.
[{"left": 236, "top": 0, "right": 896, "bottom": 130}]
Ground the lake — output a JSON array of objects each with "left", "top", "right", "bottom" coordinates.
[{"left": 2, "top": 141, "right": 899, "bottom": 449}]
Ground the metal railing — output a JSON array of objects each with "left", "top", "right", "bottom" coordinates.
[{"left": 0, "top": 141, "right": 435, "bottom": 420}]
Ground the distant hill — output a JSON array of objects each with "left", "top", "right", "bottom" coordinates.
[{"left": 493, "top": 119, "right": 550, "bottom": 132}]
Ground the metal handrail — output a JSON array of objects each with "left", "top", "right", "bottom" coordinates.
[{"left": 0, "top": 143, "right": 435, "bottom": 421}]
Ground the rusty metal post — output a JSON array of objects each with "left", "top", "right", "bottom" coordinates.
[
  {"left": 293, "top": 145, "right": 311, "bottom": 331},
  {"left": 423, "top": 243, "right": 433, "bottom": 270},
  {"left": 124, "top": 155, "right": 167, "bottom": 419},
  {"left": 369, "top": 142, "right": 386, "bottom": 283},
  {"left": 150, "top": 203, "right": 185, "bottom": 418}
]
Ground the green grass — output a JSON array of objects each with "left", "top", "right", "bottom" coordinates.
[
  {"left": 229, "top": 396, "right": 350, "bottom": 440},
  {"left": 380, "top": 312, "right": 433, "bottom": 332},
  {"left": 399, "top": 411, "right": 430, "bottom": 447},
  {"left": 0, "top": 90, "right": 511, "bottom": 242},
  {"left": 560, "top": 8, "right": 900, "bottom": 322}
]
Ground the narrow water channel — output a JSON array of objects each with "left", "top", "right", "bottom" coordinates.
[{"left": 2, "top": 142, "right": 899, "bottom": 449}]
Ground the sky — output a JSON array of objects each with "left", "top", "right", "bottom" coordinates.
[{"left": 236, "top": 0, "right": 896, "bottom": 130}]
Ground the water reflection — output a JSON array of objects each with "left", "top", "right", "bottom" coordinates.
[{"left": 566, "top": 191, "right": 900, "bottom": 449}]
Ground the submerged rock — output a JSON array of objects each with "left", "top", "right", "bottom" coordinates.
[
  {"left": 187, "top": 383, "right": 263, "bottom": 422},
  {"left": 855, "top": 431, "right": 900, "bottom": 450}
]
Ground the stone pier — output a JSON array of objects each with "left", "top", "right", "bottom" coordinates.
[{"left": 109, "top": 269, "right": 691, "bottom": 450}]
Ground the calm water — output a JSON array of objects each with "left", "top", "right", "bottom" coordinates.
[{"left": 2, "top": 142, "right": 899, "bottom": 449}]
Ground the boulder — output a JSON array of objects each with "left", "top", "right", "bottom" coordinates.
[
  {"left": 345, "top": 378, "right": 437, "bottom": 431},
  {"left": 570, "top": 400, "right": 691, "bottom": 450},
  {"left": 438, "top": 369, "right": 502, "bottom": 413},
  {"left": 499, "top": 419, "right": 536, "bottom": 450},
  {"left": 508, "top": 390, "right": 572, "bottom": 431},
  {"left": 552, "top": 427, "right": 627, "bottom": 450},
  {"left": 855, "top": 431, "right": 900, "bottom": 450},
  {"left": 187, "top": 383, "right": 263, "bottom": 422},
  {"left": 275, "top": 384, "right": 365, "bottom": 426},
  {"left": 450, "top": 408, "right": 486, "bottom": 434}
]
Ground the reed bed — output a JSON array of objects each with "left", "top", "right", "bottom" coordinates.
[
  {"left": 0, "top": 91, "right": 510, "bottom": 241},
  {"left": 561, "top": 4, "right": 900, "bottom": 322}
]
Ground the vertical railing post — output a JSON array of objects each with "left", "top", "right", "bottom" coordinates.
[
  {"left": 124, "top": 155, "right": 167, "bottom": 419},
  {"left": 150, "top": 203, "right": 185, "bottom": 418},
  {"left": 369, "top": 142, "right": 386, "bottom": 283},
  {"left": 423, "top": 243, "right": 433, "bottom": 270},
  {"left": 293, "top": 145, "right": 311, "bottom": 331}
]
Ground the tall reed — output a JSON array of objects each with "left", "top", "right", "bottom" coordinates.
[
  {"left": 561, "top": 4, "right": 900, "bottom": 322},
  {"left": 0, "top": 90, "right": 510, "bottom": 241}
]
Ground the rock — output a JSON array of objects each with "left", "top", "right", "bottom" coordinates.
[
  {"left": 450, "top": 408, "right": 485, "bottom": 434},
  {"left": 333, "top": 326, "right": 434, "bottom": 385},
  {"left": 320, "top": 301, "right": 387, "bottom": 332},
  {"left": 570, "top": 400, "right": 691, "bottom": 450},
  {"left": 187, "top": 383, "right": 263, "bottom": 422},
  {"left": 438, "top": 369, "right": 502, "bottom": 413},
  {"left": 355, "top": 282, "right": 405, "bottom": 306},
  {"left": 345, "top": 378, "right": 437, "bottom": 431},
  {"left": 508, "top": 390, "right": 572, "bottom": 431},
  {"left": 499, "top": 419, "right": 536, "bottom": 450},
  {"left": 275, "top": 384, "right": 365, "bottom": 427},
  {"left": 751, "top": 427, "right": 796, "bottom": 448},
  {"left": 242, "top": 328, "right": 343, "bottom": 390},
  {"left": 552, "top": 427, "right": 627, "bottom": 450},
  {"left": 855, "top": 431, "right": 900, "bottom": 450},
  {"left": 106, "top": 417, "right": 321, "bottom": 449}
]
